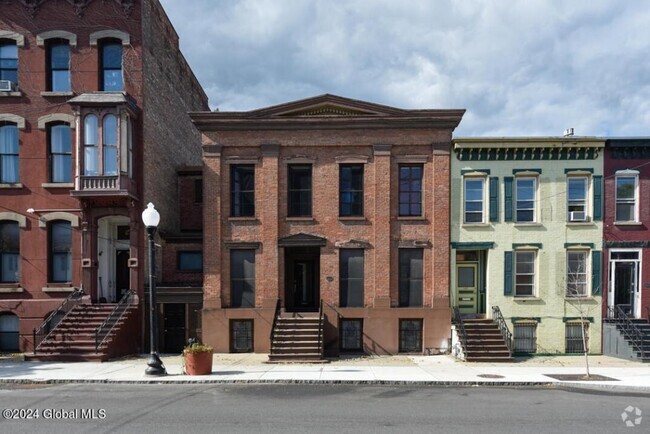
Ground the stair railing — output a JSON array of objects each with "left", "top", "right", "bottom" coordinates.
[
  {"left": 646, "top": 306, "right": 650, "bottom": 324},
  {"left": 609, "top": 305, "right": 645, "bottom": 359},
  {"left": 32, "top": 288, "right": 84, "bottom": 353},
  {"left": 451, "top": 306, "right": 468, "bottom": 355},
  {"left": 269, "top": 298, "right": 281, "bottom": 349},
  {"left": 94, "top": 289, "right": 136, "bottom": 352},
  {"left": 317, "top": 299, "right": 324, "bottom": 356},
  {"left": 491, "top": 305, "right": 513, "bottom": 356}
]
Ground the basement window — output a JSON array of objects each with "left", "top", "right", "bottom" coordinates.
[
  {"left": 513, "top": 321, "right": 537, "bottom": 354},
  {"left": 340, "top": 319, "right": 363, "bottom": 352},
  {"left": 230, "top": 319, "right": 253, "bottom": 353},
  {"left": 565, "top": 321, "right": 588, "bottom": 353},
  {"left": 399, "top": 319, "right": 423, "bottom": 353}
]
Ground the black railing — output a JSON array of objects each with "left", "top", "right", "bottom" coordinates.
[
  {"left": 609, "top": 305, "right": 645, "bottom": 359},
  {"left": 491, "top": 305, "right": 513, "bottom": 356},
  {"left": 318, "top": 299, "right": 324, "bottom": 356},
  {"left": 269, "top": 298, "right": 281, "bottom": 344},
  {"left": 94, "top": 289, "right": 136, "bottom": 352},
  {"left": 451, "top": 306, "right": 468, "bottom": 355},
  {"left": 646, "top": 306, "right": 650, "bottom": 324},
  {"left": 32, "top": 288, "right": 84, "bottom": 353}
]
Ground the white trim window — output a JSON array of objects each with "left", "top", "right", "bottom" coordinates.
[
  {"left": 567, "top": 176, "right": 589, "bottom": 222},
  {"left": 463, "top": 176, "right": 486, "bottom": 223},
  {"left": 515, "top": 250, "right": 536, "bottom": 297},
  {"left": 515, "top": 177, "right": 536, "bottom": 223},
  {"left": 566, "top": 250, "right": 589, "bottom": 297},
  {"left": 615, "top": 172, "right": 638, "bottom": 222}
]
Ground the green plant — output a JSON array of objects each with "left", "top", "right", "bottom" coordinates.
[{"left": 183, "top": 342, "right": 213, "bottom": 354}]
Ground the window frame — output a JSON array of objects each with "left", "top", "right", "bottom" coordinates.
[
  {"left": 566, "top": 250, "right": 589, "bottom": 298},
  {"left": 0, "top": 40, "right": 18, "bottom": 85},
  {"left": 46, "top": 39, "right": 70, "bottom": 92},
  {"left": 513, "top": 321, "right": 537, "bottom": 354},
  {"left": 398, "top": 319, "right": 423, "bottom": 353},
  {"left": 339, "top": 248, "right": 364, "bottom": 307},
  {"left": 287, "top": 164, "right": 312, "bottom": 217},
  {"left": 177, "top": 251, "right": 203, "bottom": 272},
  {"left": 230, "top": 165, "right": 255, "bottom": 217},
  {"left": 0, "top": 220, "right": 20, "bottom": 283},
  {"left": 398, "top": 248, "right": 424, "bottom": 307},
  {"left": 514, "top": 249, "right": 536, "bottom": 297},
  {"left": 48, "top": 122, "right": 72, "bottom": 183},
  {"left": 615, "top": 174, "right": 639, "bottom": 223},
  {"left": 230, "top": 319, "right": 254, "bottom": 353},
  {"left": 565, "top": 321, "right": 589, "bottom": 353},
  {"left": 99, "top": 39, "right": 123, "bottom": 91},
  {"left": 339, "top": 319, "right": 364, "bottom": 352},
  {"left": 515, "top": 176, "right": 537, "bottom": 223},
  {"left": 398, "top": 164, "right": 423, "bottom": 217},
  {"left": 566, "top": 176, "right": 589, "bottom": 222},
  {"left": 339, "top": 164, "right": 364, "bottom": 217},
  {"left": 0, "top": 123, "right": 19, "bottom": 184},
  {"left": 463, "top": 176, "right": 486, "bottom": 224},
  {"left": 230, "top": 249, "right": 256, "bottom": 308},
  {"left": 49, "top": 220, "right": 72, "bottom": 284}
]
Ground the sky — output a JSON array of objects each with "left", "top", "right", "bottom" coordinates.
[{"left": 158, "top": 0, "right": 650, "bottom": 137}]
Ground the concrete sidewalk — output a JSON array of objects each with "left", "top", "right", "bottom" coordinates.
[{"left": 1, "top": 353, "right": 649, "bottom": 393}]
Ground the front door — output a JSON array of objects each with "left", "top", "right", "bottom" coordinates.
[
  {"left": 456, "top": 263, "right": 478, "bottom": 314},
  {"left": 612, "top": 261, "right": 637, "bottom": 316},
  {"left": 284, "top": 247, "right": 319, "bottom": 311},
  {"left": 115, "top": 250, "right": 130, "bottom": 302},
  {"left": 163, "top": 304, "right": 186, "bottom": 353}
]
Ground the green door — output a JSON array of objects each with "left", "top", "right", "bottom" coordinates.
[{"left": 456, "top": 264, "right": 478, "bottom": 314}]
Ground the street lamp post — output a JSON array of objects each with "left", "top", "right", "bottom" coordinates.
[{"left": 142, "top": 202, "right": 166, "bottom": 376}]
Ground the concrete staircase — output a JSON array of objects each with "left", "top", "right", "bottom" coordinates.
[
  {"left": 25, "top": 304, "right": 137, "bottom": 362},
  {"left": 268, "top": 314, "right": 324, "bottom": 362},
  {"left": 462, "top": 319, "right": 513, "bottom": 362},
  {"left": 605, "top": 318, "right": 650, "bottom": 363}
]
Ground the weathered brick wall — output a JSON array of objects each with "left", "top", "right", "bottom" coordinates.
[
  {"left": 178, "top": 172, "right": 203, "bottom": 231},
  {"left": 160, "top": 240, "right": 203, "bottom": 284}
]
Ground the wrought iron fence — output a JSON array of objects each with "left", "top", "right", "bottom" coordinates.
[
  {"left": 94, "top": 289, "right": 135, "bottom": 352},
  {"left": 32, "top": 288, "right": 84, "bottom": 353},
  {"left": 608, "top": 305, "right": 645, "bottom": 359}
]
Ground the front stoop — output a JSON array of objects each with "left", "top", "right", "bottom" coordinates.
[
  {"left": 268, "top": 314, "right": 325, "bottom": 363},
  {"left": 463, "top": 319, "right": 513, "bottom": 362}
]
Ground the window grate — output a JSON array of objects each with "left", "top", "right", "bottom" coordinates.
[
  {"left": 231, "top": 320, "right": 253, "bottom": 353},
  {"left": 340, "top": 319, "right": 363, "bottom": 352},
  {"left": 513, "top": 322, "right": 537, "bottom": 353},
  {"left": 399, "top": 319, "right": 423, "bottom": 353},
  {"left": 565, "top": 322, "right": 588, "bottom": 353}
]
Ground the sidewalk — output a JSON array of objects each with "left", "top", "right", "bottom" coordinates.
[{"left": 1, "top": 353, "right": 649, "bottom": 393}]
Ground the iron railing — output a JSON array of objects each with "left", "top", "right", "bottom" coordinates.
[
  {"left": 94, "top": 289, "right": 136, "bottom": 352},
  {"left": 491, "top": 305, "right": 513, "bottom": 356},
  {"left": 269, "top": 298, "right": 281, "bottom": 344},
  {"left": 32, "top": 288, "right": 84, "bottom": 353},
  {"left": 318, "top": 299, "right": 324, "bottom": 356},
  {"left": 451, "top": 306, "right": 468, "bottom": 355},
  {"left": 609, "top": 305, "right": 645, "bottom": 359},
  {"left": 646, "top": 306, "right": 650, "bottom": 324}
]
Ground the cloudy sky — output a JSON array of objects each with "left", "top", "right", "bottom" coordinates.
[{"left": 159, "top": 0, "right": 650, "bottom": 137}]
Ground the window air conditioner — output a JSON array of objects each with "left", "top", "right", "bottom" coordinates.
[
  {"left": 569, "top": 211, "right": 587, "bottom": 222},
  {"left": 0, "top": 80, "right": 16, "bottom": 92}
]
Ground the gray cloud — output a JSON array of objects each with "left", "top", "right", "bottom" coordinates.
[{"left": 160, "top": 0, "right": 650, "bottom": 136}]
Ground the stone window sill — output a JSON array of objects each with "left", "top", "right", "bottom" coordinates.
[
  {"left": 0, "top": 286, "right": 23, "bottom": 293},
  {"left": 228, "top": 216, "right": 257, "bottom": 222},
  {"left": 614, "top": 221, "right": 643, "bottom": 226},
  {"left": 0, "top": 91, "right": 22, "bottom": 97},
  {"left": 0, "top": 183, "right": 23, "bottom": 189},
  {"left": 42, "top": 182, "right": 74, "bottom": 188},
  {"left": 397, "top": 216, "right": 426, "bottom": 221},
  {"left": 514, "top": 222, "right": 543, "bottom": 227},
  {"left": 565, "top": 296, "right": 597, "bottom": 301},
  {"left": 42, "top": 286, "right": 75, "bottom": 293},
  {"left": 286, "top": 217, "right": 315, "bottom": 222},
  {"left": 462, "top": 223, "right": 490, "bottom": 228},
  {"left": 566, "top": 222, "right": 596, "bottom": 227},
  {"left": 513, "top": 297, "right": 542, "bottom": 302},
  {"left": 339, "top": 216, "right": 366, "bottom": 222},
  {"left": 41, "top": 91, "right": 74, "bottom": 97}
]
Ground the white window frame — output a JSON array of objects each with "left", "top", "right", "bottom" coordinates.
[
  {"left": 615, "top": 171, "right": 639, "bottom": 223},
  {"left": 463, "top": 176, "right": 486, "bottom": 224},
  {"left": 566, "top": 176, "right": 590, "bottom": 222},
  {"left": 515, "top": 176, "right": 537, "bottom": 223},
  {"left": 566, "top": 249, "right": 589, "bottom": 298},
  {"left": 514, "top": 249, "right": 536, "bottom": 297}
]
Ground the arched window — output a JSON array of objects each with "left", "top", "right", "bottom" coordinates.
[
  {"left": 103, "top": 114, "right": 118, "bottom": 175},
  {"left": 100, "top": 40, "right": 123, "bottom": 91},
  {"left": 46, "top": 39, "right": 70, "bottom": 92},
  {"left": 49, "top": 220, "right": 72, "bottom": 283},
  {"left": 49, "top": 123, "right": 72, "bottom": 183},
  {"left": 83, "top": 115, "right": 98, "bottom": 175},
  {"left": 0, "top": 221, "right": 19, "bottom": 283},
  {"left": 0, "top": 123, "right": 19, "bottom": 183},
  {"left": 0, "top": 40, "right": 18, "bottom": 86},
  {"left": 0, "top": 312, "right": 19, "bottom": 351}
]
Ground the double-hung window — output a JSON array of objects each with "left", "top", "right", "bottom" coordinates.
[
  {"left": 0, "top": 41, "right": 18, "bottom": 86},
  {"left": 230, "top": 249, "right": 255, "bottom": 308},
  {"left": 566, "top": 250, "right": 588, "bottom": 297},
  {"left": 47, "top": 39, "right": 70, "bottom": 92},
  {"left": 50, "top": 221, "right": 72, "bottom": 283},
  {"left": 339, "top": 249, "right": 364, "bottom": 307},
  {"left": 49, "top": 123, "right": 72, "bottom": 183},
  {"left": 288, "top": 164, "right": 312, "bottom": 217},
  {"left": 0, "top": 221, "right": 19, "bottom": 283},
  {"left": 567, "top": 177, "right": 588, "bottom": 222},
  {"left": 615, "top": 174, "right": 638, "bottom": 222},
  {"left": 464, "top": 177, "right": 485, "bottom": 223},
  {"left": 398, "top": 249, "right": 423, "bottom": 307},
  {"left": 514, "top": 250, "right": 535, "bottom": 297},
  {"left": 231, "top": 165, "right": 255, "bottom": 217},
  {"left": 399, "top": 164, "right": 423, "bottom": 217},
  {"left": 515, "top": 177, "right": 536, "bottom": 223},
  {"left": 0, "top": 123, "right": 19, "bottom": 183},
  {"left": 339, "top": 164, "right": 363, "bottom": 217},
  {"left": 100, "top": 40, "right": 123, "bottom": 91}
]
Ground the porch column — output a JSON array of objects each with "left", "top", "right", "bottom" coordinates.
[
  {"left": 260, "top": 143, "right": 280, "bottom": 307},
  {"left": 373, "top": 144, "right": 392, "bottom": 307}
]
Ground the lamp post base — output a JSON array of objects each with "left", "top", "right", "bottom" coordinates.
[{"left": 145, "top": 353, "right": 167, "bottom": 376}]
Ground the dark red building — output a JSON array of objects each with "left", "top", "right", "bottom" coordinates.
[{"left": 0, "top": 0, "right": 207, "bottom": 358}]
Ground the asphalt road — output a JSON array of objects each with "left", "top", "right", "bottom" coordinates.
[{"left": 0, "top": 383, "right": 648, "bottom": 433}]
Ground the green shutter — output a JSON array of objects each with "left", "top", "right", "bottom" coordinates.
[
  {"left": 504, "top": 251, "right": 513, "bottom": 296},
  {"left": 592, "top": 250, "right": 602, "bottom": 295},
  {"left": 592, "top": 176, "right": 602, "bottom": 221},
  {"left": 504, "top": 177, "right": 514, "bottom": 222},
  {"left": 489, "top": 177, "right": 499, "bottom": 222}
]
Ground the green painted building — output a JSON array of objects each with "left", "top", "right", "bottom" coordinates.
[{"left": 451, "top": 137, "right": 605, "bottom": 354}]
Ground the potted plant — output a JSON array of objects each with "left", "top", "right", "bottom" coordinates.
[{"left": 182, "top": 340, "right": 213, "bottom": 375}]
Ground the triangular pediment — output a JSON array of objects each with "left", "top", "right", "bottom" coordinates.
[
  {"left": 278, "top": 233, "right": 327, "bottom": 247},
  {"left": 248, "top": 94, "right": 409, "bottom": 118}
]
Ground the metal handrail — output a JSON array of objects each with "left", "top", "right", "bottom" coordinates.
[
  {"left": 269, "top": 298, "right": 281, "bottom": 344},
  {"left": 32, "top": 288, "right": 84, "bottom": 353},
  {"left": 451, "top": 306, "right": 468, "bottom": 354},
  {"left": 317, "top": 299, "right": 324, "bottom": 356},
  {"left": 94, "top": 289, "right": 136, "bottom": 352},
  {"left": 609, "top": 305, "right": 645, "bottom": 359},
  {"left": 646, "top": 306, "right": 650, "bottom": 324},
  {"left": 491, "top": 306, "right": 513, "bottom": 355}
]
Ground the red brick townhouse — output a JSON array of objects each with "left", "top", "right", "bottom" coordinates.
[
  {"left": 602, "top": 138, "right": 650, "bottom": 362},
  {"left": 191, "top": 94, "right": 464, "bottom": 359},
  {"left": 0, "top": 0, "right": 208, "bottom": 358}
]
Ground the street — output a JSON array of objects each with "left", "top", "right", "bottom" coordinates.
[{"left": 0, "top": 383, "right": 647, "bottom": 433}]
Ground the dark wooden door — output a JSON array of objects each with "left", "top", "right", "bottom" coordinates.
[
  {"left": 163, "top": 303, "right": 186, "bottom": 353},
  {"left": 115, "top": 250, "right": 130, "bottom": 302}
]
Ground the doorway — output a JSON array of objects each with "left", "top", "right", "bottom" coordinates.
[
  {"left": 284, "top": 247, "right": 320, "bottom": 311},
  {"left": 115, "top": 250, "right": 130, "bottom": 301},
  {"left": 609, "top": 250, "right": 641, "bottom": 318},
  {"left": 455, "top": 250, "right": 486, "bottom": 316},
  {"left": 163, "top": 304, "right": 186, "bottom": 353}
]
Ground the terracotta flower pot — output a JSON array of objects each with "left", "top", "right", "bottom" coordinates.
[{"left": 183, "top": 350, "right": 213, "bottom": 375}]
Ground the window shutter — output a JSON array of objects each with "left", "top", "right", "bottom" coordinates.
[
  {"left": 592, "top": 176, "right": 602, "bottom": 221},
  {"left": 591, "top": 250, "right": 602, "bottom": 295},
  {"left": 504, "top": 177, "right": 514, "bottom": 222},
  {"left": 504, "top": 251, "right": 513, "bottom": 296},
  {"left": 489, "top": 177, "right": 499, "bottom": 222}
]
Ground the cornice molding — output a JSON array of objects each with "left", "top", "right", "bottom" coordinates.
[{"left": 14, "top": 0, "right": 134, "bottom": 17}]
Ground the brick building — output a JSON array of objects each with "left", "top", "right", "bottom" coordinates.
[
  {"left": 192, "top": 94, "right": 464, "bottom": 357},
  {"left": 0, "top": 0, "right": 207, "bottom": 357}
]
